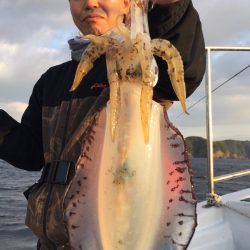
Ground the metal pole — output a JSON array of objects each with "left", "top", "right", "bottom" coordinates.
[
  {"left": 203, "top": 46, "right": 250, "bottom": 202},
  {"left": 205, "top": 48, "right": 215, "bottom": 195},
  {"left": 206, "top": 46, "right": 250, "bottom": 51},
  {"left": 214, "top": 169, "right": 250, "bottom": 183}
]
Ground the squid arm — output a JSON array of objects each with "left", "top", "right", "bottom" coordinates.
[
  {"left": 70, "top": 37, "right": 107, "bottom": 92},
  {"left": 106, "top": 48, "right": 120, "bottom": 141},
  {"left": 135, "top": 32, "right": 155, "bottom": 143},
  {"left": 151, "top": 39, "right": 188, "bottom": 114}
]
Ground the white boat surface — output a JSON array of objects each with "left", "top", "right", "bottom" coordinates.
[{"left": 189, "top": 188, "right": 250, "bottom": 250}]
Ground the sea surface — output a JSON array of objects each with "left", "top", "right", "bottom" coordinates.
[{"left": 0, "top": 158, "right": 250, "bottom": 250}]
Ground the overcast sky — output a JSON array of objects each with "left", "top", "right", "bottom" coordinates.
[{"left": 0, "top": 0, "right": 249, "bottom": 141}]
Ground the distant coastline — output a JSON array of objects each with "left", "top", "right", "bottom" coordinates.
[{"left": 186, "top": 136, "right": 250, "bottom": 160}]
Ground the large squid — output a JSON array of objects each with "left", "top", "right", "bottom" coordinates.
[{"left": 65, "top": 0, "right": 196, "bottom": 249}]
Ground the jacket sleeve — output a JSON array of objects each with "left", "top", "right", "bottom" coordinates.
[
  {"left": 0, "top": 76, "right": 45, "bottom": 171},
  {"left": 148, "top": 0, "right": 206, "bottom": 101}
]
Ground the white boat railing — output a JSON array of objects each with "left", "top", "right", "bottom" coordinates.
[{"left": 205, "top": 46, "right": 250, "bottom": 199}]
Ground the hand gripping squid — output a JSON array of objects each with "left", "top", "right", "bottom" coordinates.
[{"left": 65, "top": 1, "right": 196, "bottom": 250}]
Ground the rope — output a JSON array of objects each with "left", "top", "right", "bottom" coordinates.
[{"left": 176, "top": 64, "right": 250, "bottom": 118}]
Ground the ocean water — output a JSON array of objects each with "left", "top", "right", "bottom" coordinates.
[{"left": 0, "top": 158, "right": 250, "bottom": 250}]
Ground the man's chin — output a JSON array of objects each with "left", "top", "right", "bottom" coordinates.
[{"left": 82, "top": 26, "right": 103, "bottom": 36}]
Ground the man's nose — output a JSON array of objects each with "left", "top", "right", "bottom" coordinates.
[{"left": 84, "top": 0, "right": 99, "bottom": 9}]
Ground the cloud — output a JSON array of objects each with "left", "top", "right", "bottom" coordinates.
[
  {"left": 0, "top": 43, "right": 18, "bottom": 80},
  {"left": 193, "top": 0, "right": 250, "bottom": 46},
  {"left": 169, "top": 79, "right": 250, "bottom": 141},
  {"left": 0, "top": 1, "right": 79, "bottom": 117},
  {"left": 0, "top": 0, "right": 74, "bottom": 44},
  {"left": 0, "top": 0, "right": 76, "bottom": 101},
  {"left": 0, "top": 40, "right": 70, "bottom": 102},
  {"left": 0, "top": 101, "right": 28, "bottom": 122},
  {"left": 178, "top": 0, "right": 250, "bottom": 140}
]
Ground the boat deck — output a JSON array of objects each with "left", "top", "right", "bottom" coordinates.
[{"left": 189, "top": 188, "right": 250, "bottom": 250}]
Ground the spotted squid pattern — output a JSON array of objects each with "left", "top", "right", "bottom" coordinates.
[{"left": 65, "top": 0, "right": 196, "bottom": 249}]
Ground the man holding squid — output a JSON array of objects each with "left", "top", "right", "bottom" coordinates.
[{"left": 0, "top": 0, "right": 205, "bottom": 249}]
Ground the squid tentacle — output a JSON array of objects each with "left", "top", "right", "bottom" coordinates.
[
  {"left": 140, "top": 84, "right": 153, "bottom": 143},
  {"left": 106, "top": 48, "right": 121, "bottom": 141},
  {"left": 135, "top": 32, "right": 155, "bottom": 143},
  {"left": 70, "top": 35, "right": 111, "bottom": 92},
  {"left": 151, "top": 39, "right": 187, "bottom": 113}
]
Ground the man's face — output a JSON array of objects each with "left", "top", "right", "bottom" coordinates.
[{"left": 70, "top": 0, "right": 130, "bottom": 35}]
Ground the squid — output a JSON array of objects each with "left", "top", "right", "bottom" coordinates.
[
  {"left": 64, "top": 0, "right": 196, "bottom": 249},
  {"left": 70, "top": 0, "right": 187, "bottom": 144}
]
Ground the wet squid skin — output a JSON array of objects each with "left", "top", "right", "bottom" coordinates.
[
  {"left": 64, "top": 104, "right": 197, "bottom": 250},
  {"left": 65, "top": 0, "right": 196, "bottom": 249}
]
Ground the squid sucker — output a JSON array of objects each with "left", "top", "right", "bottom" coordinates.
[{"left": 65, "top": 1, "right": 196, "bottom": 250}]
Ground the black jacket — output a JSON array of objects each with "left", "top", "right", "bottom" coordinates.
[{"left": 0, "top": 0, "right": 206, "bottom": 171}]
